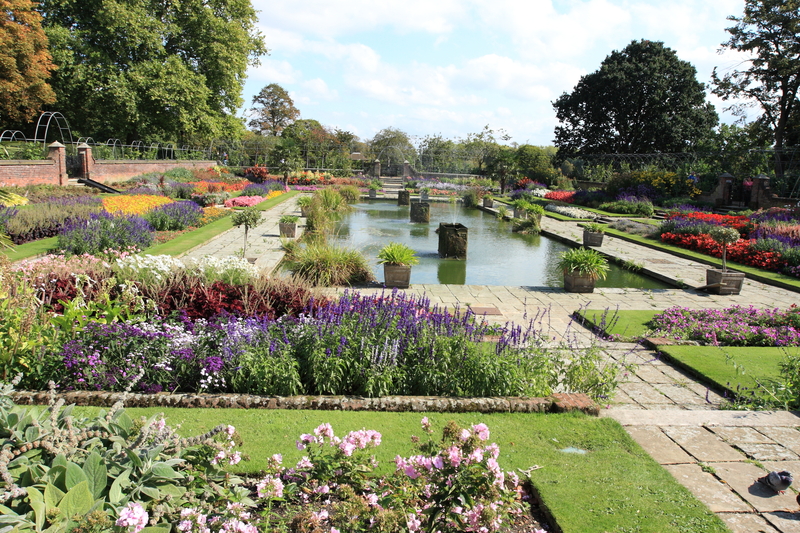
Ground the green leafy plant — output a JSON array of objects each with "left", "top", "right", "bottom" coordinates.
[
  {"left": 296, "top": 195, "right": 312, "bottom": 207},
  {"left": 367, "top": 180, "right": 381, "bottom": 191},
  {"left": 524, "top": 202, "right": 545, "bottom": 216},
  {"left": 558, "top": 247, "right": 610, "bottom": 280},
  {"left": 584, "top": 222, "right": 605, "bottom": 234},
  {"left": 279, "top": 215, "right": 299, "bottom": 225},
  {"left": 376, "top": 242, "right": 419, "bottom": 266},
  {"left": 708, "top": 226, "right": 741, "bottom": 272}
]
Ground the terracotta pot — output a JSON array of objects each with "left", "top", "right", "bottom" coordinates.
[
  {"left": 583, "top": 230, "right": 604, "bottom": 247},
  {"left": 564, "top": 271, "right": 596, "bottom": 293},
  {"left": 384, "top": 264, "right": 411, "bottom": 288},
  {"left": 706, "top": 269, "right": 745, "bottom": 295},
  {"left": 279, "top": 223, "right": 296, "bottom": 238}
]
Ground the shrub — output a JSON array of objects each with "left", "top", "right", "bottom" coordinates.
[
  {"left": 163, "top": 167, "right": 194, "bottom": 181},
  {"left": 337, "top": 184, "right": 361, "bottom": 203},
  {"left": 0, "top": 200, "right": 103, "bottom": 244},
  {"left": 598, "top": 198, "right": 654, "bottom": 217},
  {"left": 224, "top": 195, "right": 264, "bottom": 207},
  {"left": 144, "top": 200, "right": 203, "bottom": 230},
  {"left": 286, "top": 243, "right": 375, "bottom": 286},
  {"left": 56, "top": 212, "right": 154, "bottom": 256},
  {"left": 377, "top": 242, "right": 419, "bottom": 266},
  {"left": 462, "top": 188, "right": 480, "bottom": 208}
]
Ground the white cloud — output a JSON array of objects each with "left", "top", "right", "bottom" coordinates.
[
  {"left": 248, "top": 58, "right": 302, "bottom": 85},
  {"left": 296, "top": 78, "right": 339, "bottom": 105}
]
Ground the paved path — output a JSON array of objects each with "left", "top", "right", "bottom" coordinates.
[{"left": 185, "top": 198, "right": 800, "bottom": 532}]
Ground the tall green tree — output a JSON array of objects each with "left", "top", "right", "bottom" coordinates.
[
  {"left": 485, "top": 145, "right": 517, "bottom": 193},
  {"left": 40, "top": 0, "right": 266, "bottom": 144},
  {"left": 368, "top": 127, "right": 416, "bottom": 168},
  {"left": 553, "top": 40, "right": 718, "bottom": 157},
  {"left": 0, "top": 0, "right": 56, "bottom": 127},
  {"left": 249, "top": 83, "right": 300, "bottom": 136},
  {"left": 515, "top": 145, "right": 558, "bottom": 184},
  {"left": 711, "top": 0, "right": 800, "bottom": 178}
]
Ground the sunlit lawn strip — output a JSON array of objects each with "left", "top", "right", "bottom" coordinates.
[
  {"left": 577, "top": 309, "right": 660, "bottom": 341},
  {"left": 603, "top": 227, "right": 800, "bottom": 291},
  {"left": 656, "top": 345, "right": 793, "bottom": 400},
  {"left": 2, "top": 236, "right": 57, "bottom": 262},
  {"left": 72, "top": 408, "right": 728, "bottom": 533}
]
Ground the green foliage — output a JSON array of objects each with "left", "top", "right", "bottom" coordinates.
[
  {"left": 511, "top": 218, "right": 541, "bottom": 234},
  {"left": 367, "top": 127, "right": 416, "bottom": 167},
  {"left": 553, "top": 40, "right": 718, "bottom": 156},
  {"left": 515, "top": 145, "right": 558, "bottom": 185},
  {"left": 41, "top": 0, "right": 266, "bottom": 144},
  {"left": 558, "top": 248, "right": 610, "bottom": 280},
  {"left": 336, "top": 185, "right": 360, "bottom": 204},
  {"left": 462, "top": 188, "right": 480, "bottom": 208},
  {"left": 278, "top": 215, "right": 299, "bottom": 225},
  {"left": 285, "top": 243, "right": 374, "bottom": 286},
  {"left": 598, "top": 199, "right": 655, "bottom": 217},
  {"left": 711, "top": 0, "right": 800, "bottom": 176},
  {"left": 0, "top": 379, "right": 249, "bottom": 532},
  {"left": 376, "top": 242, "right": 419, "bottom": 266},
  {"left": 247, "top": 83, "right": 300, "bottom": 136},
  {"left": 230, "top": 207, "right": 262, "bottom": 257},
  {"left": 584, "top": 222, "right": 605, "bottom": 234}
]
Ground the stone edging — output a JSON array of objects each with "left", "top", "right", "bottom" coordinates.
[{"left": 11, "top": 391, "right": 599, "bottom": 415}]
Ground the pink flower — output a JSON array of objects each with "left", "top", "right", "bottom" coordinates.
[
  {"left": 459, "top": 429, "right": 471, "bottom": 441},
  {"left": 472, "top": 423, "right": 490, "bottom": 441},
  {"left": 407, "top": 513, "right": 422, "bottom": 532},
  {"left": 314, "top": 423, "right": 335, "bottom": 439},
  {"left": 297, "top": 456, "right": 313, "bottom": 469},
  {"left": 315, "top": 484, "right": 331, "bottom": 494},
  {"left": 256, "top": 476, "right": 284, "bottom": 499},
  {"left": 226, "top": 425, "right": 236, "bottom": 436},
  {"left": 365, "top": 493, "right": 379, "bottom": 506},
  {"left": 421, "top": 416, "right": 431, "bottom": 432},
  {"left": 116, "top": 502, "right": 149, "bottom": 533},
  {"left": 228, "top": 451, "right": 242, "bottom": 465}
]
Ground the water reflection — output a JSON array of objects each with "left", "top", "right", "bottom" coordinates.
[{"left": 327, "top": 201, "right": 669, "bottom": 288}]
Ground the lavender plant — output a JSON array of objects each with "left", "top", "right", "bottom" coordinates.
[
  {"left": 144, "top": 200, "right": 202, "bottom": 231},
  {"left": 56, "top": 212, "right": 154, "bottom": 256}
]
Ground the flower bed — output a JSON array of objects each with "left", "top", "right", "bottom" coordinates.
[
  {"left": 660, "top": 232, "right": 787, "bottom": 271},
  {"left": 544, "top": 203, "right": 594, "bottom": 219},
  {"left": 649, "top": 305, "right": 800, "bottom": 347},
  {"left": 102, "top": 194, "right": 174, "bottom": 215},
  {"left": 544, "top": 190, "right": 575, "bottom": 203}
]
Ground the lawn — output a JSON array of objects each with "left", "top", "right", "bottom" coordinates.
[
  {"left": 72, "top": 407, "right": 727, "bottom": 533},
  {"left": 656, "top": 345, "right": 795, "bottom": 401},
  {"left": 577, "top": 308, "right": 661, "bottom": 341}
]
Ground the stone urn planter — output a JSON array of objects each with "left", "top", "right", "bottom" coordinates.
[
  {"left": 705, "top": 226, "right": 745, "bottom": 295},
  {"left": 420, "top": 190, "right": 430, "bottom": 202},
  {"left": 279, "top": 215, "right": 299, "bottom": 238},
  {"left": 438, "top": 223, "right": 468, "bottom": 259},
  {"left": 558, "top": 248, "right": 609, "bottom": 294},
  {"left": 705, "top": 269, "right": 745, "bottom": 295},
  {"left": 368, "top": 189, "right": 377, "bottom": 199},
  {"left": 377, "top": 242, "right": 419, "bottom": 289},
  {"left": 582, "top": 223, "right": 605, "bottom": 247},
  {"left": 397, "top": 190, "right": 410, "bottom": 205},
  {"left": 483, "top": 196, "right": 494, "bottom": 208},
  {"left": 410, "top": 202, "right": 430, "bottom": 223},
  {"left": 513, "top": 207, "right": 528, "bottom": 219}
]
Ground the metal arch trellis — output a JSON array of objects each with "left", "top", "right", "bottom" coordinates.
[{"left": 34, "top": 112, "right": 75, "bottom": 147}]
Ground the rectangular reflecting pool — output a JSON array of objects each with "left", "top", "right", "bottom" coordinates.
[{"left": 327, "top": 200, "right": 671, "bottom": 288}]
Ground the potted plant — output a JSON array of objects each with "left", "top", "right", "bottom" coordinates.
[
  {"left": 368, "top": 180, "right": 381, "bottom": 199},
  {"left": 482, "top": 193, "right": 494, "bottom": 208},
  {"left": 279, "top": 214, "right": 299, "bottom": 238},
  {"left": 297, "top": 195, "right": 312, "bottom": 217},
  {"left": 524, "top": 202, "right": 545, "bottom": 226},
  {"left": 558, "top": 247, "right": 609, "bottom": 293},
  {"left": 706, "top": 226, "right": 745, "bottom": 295},
  {"left": 419, "top": 186, "right": 430, "bottom": 202},
  {"left": 511, "top": 199, "right": 530, "bottom": 219},
  {"left": 377, "top": 241, "right": 419, "bottom": 288},
  {"left": 582, "top": 222, "right": 605, "bottom": 247}
]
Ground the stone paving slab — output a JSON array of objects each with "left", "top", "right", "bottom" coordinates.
[
  {"left": 719, "top": 513, "right": 781, "bottom": 533},
  {"left": 764, "top": 513, "right": 800, "bottom": 533},
  {"left": 709, "top": 462, "right": 799, "bottom": 512},
  {"left": 737, "top": 443, "right": 800, "bottom": 462},
  {"left": 663, "top": 463, "right": 752, "bottom": 512},
  {"left": 625, "top": 426, "right": 694, "bottom": 464},
  {"left": 604, "top": 410, "right": 800, "bottom": 427},
  {"left": 711, "top": 426, "right": 779, "bottom": 444},
  {"left": 662, "top": 426, "right": 746, "bottom": 462},
  {"left": 760, "top": 427, "right": 800, "bottom": 455}
]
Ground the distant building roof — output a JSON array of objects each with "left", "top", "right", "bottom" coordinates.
[{"left": 349, "top": 152, "right": 366, "bottom": 161}]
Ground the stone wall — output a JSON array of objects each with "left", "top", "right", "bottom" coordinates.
[
  {"left": 10, "top": 390, "right": 599, "bottom": 415},
  {"left": 0, "top": 142, "right": 219, "bottom": 187}
]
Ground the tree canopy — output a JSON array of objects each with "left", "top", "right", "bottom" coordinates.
[
  {"left": 553, "top": 40, "right": 718, "bottom": 156},
  {"left": 368, "top": 127, "right": 416, "bottom": 167},
  {"left": 0, "top": 0, "right": 56, "bottom": 126},
  {"left": 711, "top": 0, "right": 800, "bottom": 176},
  {"left": 249, "top": 83, "right": 300, "bottom": 136},
  {"left": 40, "top": 0, "right": 266, "bottom": 144}
]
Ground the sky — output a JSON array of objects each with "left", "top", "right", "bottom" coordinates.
[{"left": 243, "top": 0, "right": 750, "bottom": 147}]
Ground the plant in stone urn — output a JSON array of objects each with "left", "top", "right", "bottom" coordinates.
[
  {"left": 377, "top": 241, "right": 419, "bottom": 288},
  {"left": 297, "top": 195, "right": 312, "bottom": 216},
  {"left": 582, "top": 221, "right": 606, "bottom": 247},
  {"left": 279, "top": 214, "right": 299, "bottom": 238},
  {"left": 705, "top": 226, "right": 745, "bottom": 295},
  {"left": 558, "top": 247, "right": 609, "bottom": 293}
]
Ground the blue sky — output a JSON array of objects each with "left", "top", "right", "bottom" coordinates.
[{"left": 243, "top": 0, "right": 749, "bottom": 146}]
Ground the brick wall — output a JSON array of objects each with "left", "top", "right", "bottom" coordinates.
[
  {"left": 0, "top": 160, "right": 60, "bottom": 187},
  {"left": 89, "top": 160, "right": 219, "bottom": 184}
]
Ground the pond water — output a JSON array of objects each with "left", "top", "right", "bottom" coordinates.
[{"left": 328, "top": 200, "right": 671, "bottom": 288}]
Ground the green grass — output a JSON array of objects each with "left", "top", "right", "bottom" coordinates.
[
  {"left": 2, "top": 237, "right": 57, "bottom": 262},
  {"left": 578, "top": 309, "right": 661, "bottom": 340},
  {"left": 657, "top": 345, "right": 794, "bottom": 399},
  {"left": 70, "top": 408, "right": 726, "bottom": 533},
  {"left": 144, "top": 216, "right": 234, "bottom": 256}
]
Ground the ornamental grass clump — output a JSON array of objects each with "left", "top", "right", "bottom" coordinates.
[
  {"left": 377, "top": 242, "right": 419, "bottom": 266},
  {"left": 285, "top": 242, "right": 374, "bottom": 286},
  {"left": 557, "top": 248, "right": 609, "bottom": 280}
]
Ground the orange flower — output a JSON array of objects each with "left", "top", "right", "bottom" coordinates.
[{"left": 102, "top": 195, "right": 174, "bottom": 215}]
